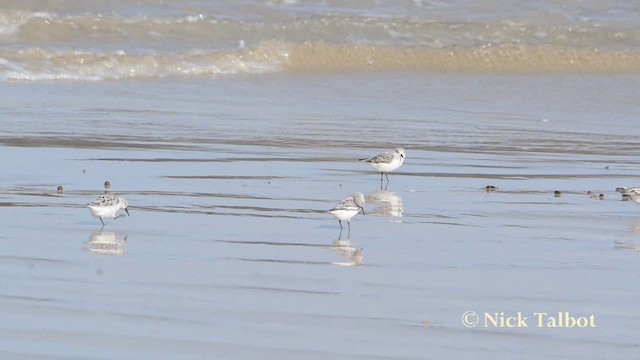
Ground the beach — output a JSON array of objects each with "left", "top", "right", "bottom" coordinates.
[
  {"left": 1, "top": 73, "right": 640, "bottom": 358},
  {"left": 2, "top": 1, "right": 640, "bottom": 358}
]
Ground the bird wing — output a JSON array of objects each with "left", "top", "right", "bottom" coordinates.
[
  {"left": 89, "top": 194, "right": 120, "bottom": 207},
  {"left": 368, "top": 151, "right": 396, "bottom": 164},
  {"left": 330, "top": 196, "right": 359, "bottom": 211},
  {"left": 617, "top": 186, "right": 640, "bottom": 194},
  {"left": 628, "top": 188, "right": 640, "bottom": 196}
]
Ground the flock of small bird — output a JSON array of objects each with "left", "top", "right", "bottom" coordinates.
[
  {"left": 328, "top": 147, "right": 405, "bottom": 232},
  {"left": 483, "top": 185, "right": 640, "bottom": 202},
  {"left": 65, "top": 145, "right": 640, "bottom": 230},
  {"left": 69, "top": 147, "right": 406, "bottom": 229}
]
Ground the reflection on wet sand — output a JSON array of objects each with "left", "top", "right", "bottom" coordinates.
[
  {"left": 331, "top": 238, "right": 363, "bottom": 267},
  {"left": 630, "top": 219, "right": 640, "bottom": 234},
  {"left": 85, "top": 231, "right": 128, "bottom": 255},
  {"left": 217, "top": 235, "right": 363, "bottom": 267},
  {"left": 614, "top": 241, "right": 640, "bottom": 251},
  {"left": 366, "top": 188, "right": 403, "bottom": 218},
  {"left": 613, "top": 220, "right": 640, "bottom": 251}
]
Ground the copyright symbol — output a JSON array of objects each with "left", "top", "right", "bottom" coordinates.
[{"left": 462, "top": 311, "right": 479, "bottom": 328}]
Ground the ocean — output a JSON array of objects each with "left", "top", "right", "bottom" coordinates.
[
  {"left": 2, "top": 0, "right": 640, "bottom": 80},
  {"left": 1, "top": 1, "right": 640, "bottom": 358}
]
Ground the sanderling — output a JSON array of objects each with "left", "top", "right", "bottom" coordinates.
[
  {"left": 104, "top": 180, "right": 111, "bottom": 193},
  {"left": 359, "top": 147, "right": 405, "bottom": 184},
  {"left": 88, "top": 194, "right": 130, "bottom": 226},
  {"left": 329, "top": 192, "right": 365, "bottom": 231},
  {"left": 616, "top": 186, "right": 640, "bottom": 194},
  {"left": 617, "top": 186, "right": 640, "bottom": 204}
]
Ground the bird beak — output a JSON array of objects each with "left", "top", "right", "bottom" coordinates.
[
  {"left": 360, "top": 207, "right": 365, "bottom": 215},
  {"left": 125, "top": 208, "right": 130, "bottom": 216}
]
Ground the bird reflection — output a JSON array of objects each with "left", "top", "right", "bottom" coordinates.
[
  {"left": 630, "top": 219, "right": 640, "bottom": 234},
  {"left": 85, "top": 230, "right": 128, "bottom": 255},
  {"left": 366, "top": 187, "right": 403, "bottom": 218},
  {"left": 614, "top": 220, "right": 640, "bottom": 251},
  {"left": 331, "top": 237, "right": 363, "bottom": 266},
  {"left": 614, "top": 241, "right": 640, "bottom": 251}
]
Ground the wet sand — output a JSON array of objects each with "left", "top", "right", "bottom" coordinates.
[{"left": 1, "top": 73, "right": 640, "bottom": 358}]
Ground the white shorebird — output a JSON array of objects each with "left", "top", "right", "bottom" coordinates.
[
  {"left": 88, "top": 194, "right": 130, "bottom": 225},
  {"left": 359, "top": 147, "right": 405, "bottom": 184},
  {"left": 329, "top": 192, "right": 365, "bottom": 231},
  {"left": 617, "top": 186, "right": 640, "bottom": 204}
]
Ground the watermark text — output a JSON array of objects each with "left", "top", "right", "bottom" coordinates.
[{"left": 462, "top": 311, "right": 596, "bottom": 328}]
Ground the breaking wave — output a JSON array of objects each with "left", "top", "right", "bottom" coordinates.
[
  {"left": 2, "top": 42, "right": 640, "bottom": 81},
  {"left": 1, "top": 5, "right": 640, "bottom": 80}
]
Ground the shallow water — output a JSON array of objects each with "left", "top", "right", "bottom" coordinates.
[{"left": 1, "top": 72, "right": 640, "bottom": 357}]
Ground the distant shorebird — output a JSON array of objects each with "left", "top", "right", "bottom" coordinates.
[
  {"left": 359, "top": 147, "right": 405, "bottom": 185},
  {"left": 329, "top": 192, "right": 365, "bottom": 232},
  {"left": 104, "top": 180, "right": 111, "bottom": 193},
  {"left": 88, "top": 194, "right": 130, "bottom": 226},
  {"left": 617, "top": 186, "right": 640, "bottom": 204}
]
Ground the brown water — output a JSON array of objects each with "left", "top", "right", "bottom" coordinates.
[{"left": 1, "top": 73, "right": 639, "bottom": 357}]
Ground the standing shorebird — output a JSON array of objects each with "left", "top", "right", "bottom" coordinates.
[
  {"left": 88, "top": 194, "right": 130, "bottom": 226},
  {"left": 359, "top": 147, "right": 405, "bottom": 185},
  {"left": 329, "top": 192, "right": 365, "bottom": 232},
  {"left": 617, "top": 186, "right": 640, "bottom": 204}
]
